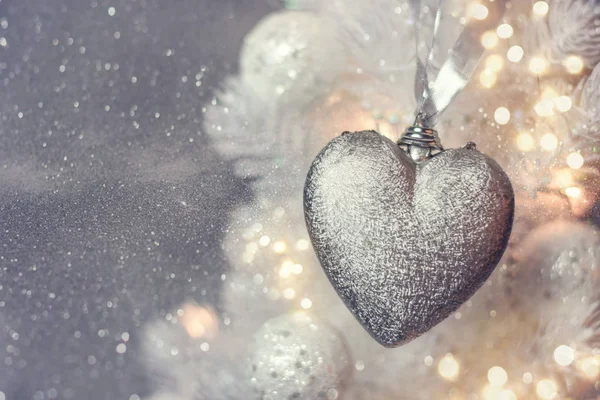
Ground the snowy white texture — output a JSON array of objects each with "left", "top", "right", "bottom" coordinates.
[
  {"left": 240, "top": 10, "right": 347, "bottom": 108},
  {"left": 246, "top": 312, "right": 352, "bottom": 400},
  {"left": 533, "top": 0, "right": 600, "bottom": 66}
]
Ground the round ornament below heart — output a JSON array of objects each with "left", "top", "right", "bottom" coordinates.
[{"left": 304, "top": 130, "right": 514, "bottom": 347}]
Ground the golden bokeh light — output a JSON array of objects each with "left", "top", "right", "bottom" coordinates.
[
  {"left": 540, "top": 133, "right": 558, "bottom": 151},
  {"left": 566, "top": 152, "right": 584, "bottom": 169},
  {"left": 564, "top": 55, "right": 584, "bottom": 74},
  {"left": 469, "top": 3, "right": 489, "bottom": 20},
  {"left": 494, "top": 107, "right": 511, "bottom": 125},
  {"left": 565, "top": 186, "right": 582, "bottom": 198},
  {"left": 554, "top": 96, "right": 572, "bottom": 112},
  {"left": 438, "top": 354, "right": 460, "bottom": 381},
  {"left": 481, "top": 31, "right": 499, "bottom": 49},
  {"left": 536, "top": 379, "right": 558, "bottom": 399},
  {"left": 497, "top": 23, "right": 514, "bottom": 39},
  {"left": 480, "top": 69, "right": 497, "bottom": 88},
  {"left": 180, "top": 303, "right": 219, "bottom": 340},
  {"left": 578, "top": 356, "right": 600, "bottom": 379},
  {"left": 529, "top": 57, "right": 547, "bottom": 74},
  {"left": 534, "top": 100, "right": 554, "bottom": 117},
  {"left": 553, "top": 345, "right": 575, "bottom": 366},
  {"left": 486, "top": 54, "right": 504, "bottom": 72},
  {"left": 487, "top": 366, "right": 508, "bottom": 386},
  {"left": 507, "top": 46, "right": 524, "bottom": 62},
  {"left": 516, "top": 132, "right": 535, "bottom": 152},
  {"left": 533, "top": 1, "right": 550, "bottom": 16}
]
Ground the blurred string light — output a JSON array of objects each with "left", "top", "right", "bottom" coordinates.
[
  {"left": 554, "top": 96, "right": 572, "bottom": 112},
  {"left": 273, "top": 240, "right": 287, "bottom": 253},
  {"left": 494, "top": 107, "right": 511, "bottom": 125},
  {"left": 438, "top": 353, "right": 460, "bottom": 381},
  {"left": 516, "top": 132, "right": 536, "bottom": 152},
  {"left": 180, "top": 303, "right": 219, "bottom": 340},
  {"left": 564, "top": 55, "right": 584, "bottom": 74},
  {"left": 300, "top": 298, "right": 312, "bottom": 309},
  {"left": 534, "top": 100, "right": 554, "bottom": 117},
  {"left": 480, "top": 69, "right": 497, "bottom": 88},
  {"left": 295, "top": 239, "right": 309, "bottom": 250},
  {"left": 553, "top": 345, "right": 575, "bottom": 366},
  {"left": 481, "top": 31, "right": 499, "bottom": 49},
  {"left": 468, "top": 3, "right": 489, "bottom": 20},
  {"left": 565, "top": 186, "right": 582, "bottom": 198},
  {"left": 540, "top": 133, "right": 558, "bottom": 151},
  {"left": 497, "top": 23, "right": 514, "bottom": 39},
  {"left": 532, "top": 1, "right": 550, "bottom": 17},
  {"left": 507, "top": 46, "right": 524, "bottom": 62},
  {"left": 487, "top": 366, "right": 508, "bottom": 386},
  {"left": 486, "top": 54, "right": 504, "bottom": 72},
  {"left": 567, "top": 152, "right": 584, "bottom": 169},
  {"left": 536, "top": 379, "right": 558, "bottom": 399},
  {"left": 482, "top": 385, "right": 517, "bottom": 400},
  {"left": 529, "top": 56, "right": 548, "bottom": 74},
  {"left": 578, "top": 356, "right": 600, "bottom": 379}
]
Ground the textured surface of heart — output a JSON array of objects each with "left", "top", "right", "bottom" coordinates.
[{"left": 304, "top": 131, "right": 514, "bottom": 347}]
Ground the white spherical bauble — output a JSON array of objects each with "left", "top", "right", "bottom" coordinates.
[
  {"left": 510, "top": 220, "right": 600, "bottom": 317},
  {"left": 240, "top": 11, "right": 346, "bottom": 108},
  {"left": 246, "top": 312, "right": 352, "bottom": 400},
  {"left": 508, "top": 221, "right": 600, "bottom": 368},
  {"left": 546, "top": 0, "right": 600, "bottom": 66},
  {"left": 580, "top": 62, "right": 600, "bottom": 123}
]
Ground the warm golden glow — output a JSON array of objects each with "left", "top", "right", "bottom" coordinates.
[
  {"left": 300, "top": 298, "right": 312, "bottom": 309},
  {"left": 481, "top": 31, "right": 499, "bottom": 49},
  {"left": 291, "top": 263, "right": 303, "bottom": 275},
  {"left": 279, "top": 260, "right": 294, "bottom": 278},
  {"left": 283, "top": 287, "right": 296, "bottom": 299},
  {"left": 533, "top": 1, "right": 550, "bottom": 16},
  {"left": 507, "top": 46, "right": 524, "bottom": 62},
  {"left": 259, "top": 235, "right": 270, "bottom": 247},
  {"left": 529, "top": 57, "right": 547, "bottom": 74},
  {"left": 486, "top": 54, "right": 504, "bottom": 72},
  {"left": 181, "top": 303, "right": 218, "bottom": 339},
  {"left": 565, "top": 187, "right": 582, "bottom": 198},
  {"left": 487, "top": 366, "right": 508, "bottom": 386},
  {"left": 567, "top": 152, "right": 584, "bottom": 169},
  {"left": 564, "top": 55, "right": 584, "bottom": 74},
  {"left": 497, "top": 24, "right": 514, "bottom": 39},
  {"left": 553, "top": 169, "right": 575, "bottom": 188},
  {"left": 469, "top": 3, "right": 489, "bottom": 20},
  {"left": 480, "top": 69, "right": 497, "bottom": 88},
  {"left": 296, "top": 239, "right": 310, "bottom": 250},
  {"left": 541, "top": 87, "right": 558, "bottom": 100},
  {"left": 536, "top": 379, "right": 558, "bottom": 399},
  {"left": 555, "top": 96, "right": 572, "bottom": 112},
  {"left": 494, "top": 107, "right": 511, "bottom": 125},
  {"left": 578, "top": 357, "right": 600, "bottom": 379},
  {"left": 516, "top": 133, "right": 535, "bottom": 152},
  {"left": 540, "top": 133, "right": 558, "bottom": 151},
  {"left": 553, "top": 345, "right": 575, "bottom": 366},
  {"left": 438, "top": 354, "right": 460, "bottom": 381},
  {"left": 273, "top": 241, "right": 287, "bottom": 254},
  {"left": 534, "top": 100, "right": 555, "bottom": 117}
]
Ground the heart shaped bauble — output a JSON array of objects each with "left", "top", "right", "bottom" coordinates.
[{"left": 304, "top": 130, "right": 514, "bottom": 347}]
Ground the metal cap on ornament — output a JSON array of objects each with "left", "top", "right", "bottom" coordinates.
[{"left": 398, "top": 114, "right": 444, "bottom": 163}]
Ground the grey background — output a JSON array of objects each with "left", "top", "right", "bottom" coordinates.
[{"left": 0, "top": 0, "right": 277, "bottom": 398}]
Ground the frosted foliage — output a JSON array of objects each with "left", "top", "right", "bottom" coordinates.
[
  {"left": 508, "top": 221, "right": 600, "bottom": 354},
  {"left": 547, "top": 0, "right": 600, "bottom": 65},
  {"left": 240, "top": 11, "right": 346, "bottom": 107},
  {"left": 581, "top": 63, "right": 600, "bottom": 124}
]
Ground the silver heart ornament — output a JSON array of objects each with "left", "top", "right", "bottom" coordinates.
[{"left": 304, "top": 130, "right": 514, "bottom": 347}]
